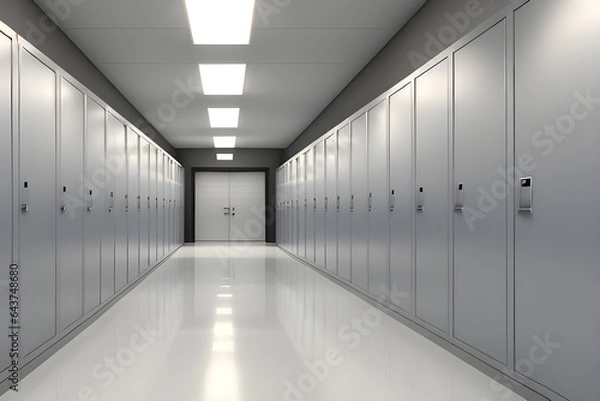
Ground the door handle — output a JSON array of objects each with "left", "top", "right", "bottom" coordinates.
[
  {"left": 519, "top": 177, "right": 533, "bottom": 212},
  {"left": 455, "top": 182, "right": 464, "bottom": 211},
  {"left": 87, "top": 189, "right": 94, "bottom": 211},
  {"left": 350, "top": 194, "right": 354, "bottom": 212},
  {"left": 337, "top": 196, "right": 340, "bottom": 212},
  {"left": 390, "top": 190, "right": 396, "bottom": 212},
  {"left": 368, "top": 192, "right": 373, "bottom": 212},
  {"left": 417, "top": 187, "right": 424, "bottom": 211},
  {"left": 60, "top": 186, "right": 67, "bottom": 212},
  {"left": 21, "top": 181, "right": 29, "bottom": 212}
]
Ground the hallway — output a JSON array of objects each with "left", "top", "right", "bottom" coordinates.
[{"left": 1, "top": 244, "right": 524, "bottom": 401}]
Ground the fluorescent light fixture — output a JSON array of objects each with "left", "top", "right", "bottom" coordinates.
[
  {"left": 213, "top": 136, "right": 237, "bottom": 149},
  {"left": 200, "top": 65, "right": 246, "bottom": 95},
  {"left": 217, "top": 294, "right": 233, "bottom": 298},
  {"left": 209, "top": 108, "right": 240, "bottom": 128},
  {"left": 217, "top": 153, "right": 234, "bottom": 161},
  {"left": 220, "top": 285, "right": 231, "bottom": 288},
  {"left": 184, "top": 0, "right": 256, "bottom": 45}
]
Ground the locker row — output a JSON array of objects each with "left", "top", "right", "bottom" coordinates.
[
  {"left": 276, "top": 2, "right": 600, "bottom": 401},
  {"left": 0, "top": 23, "right": 184, "bottom": 382}
]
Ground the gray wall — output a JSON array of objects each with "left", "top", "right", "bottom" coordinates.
[
  {"left": 177, "top": 149, "right": 284, "bottom": 243},
  {"left": 0, "top": 0, "right": 176, "bottom": 156},
  {"left": 284, "top": 0, "right": 511, "bottom": 160}
]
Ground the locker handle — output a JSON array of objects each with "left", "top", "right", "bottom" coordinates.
[
  {"left": 519, "top": 177, "right": 533, "bottom": 213},
  {"left": 336, "top": 196, "right": 340, "bottom": 212},
  {"left": 108, "top": 191, "right": 115, "bottom": 212},
  {"left": 147, "top": 196, "right": 151, "bottom": 209},
  {"left": 224, "top": 207, "right": 230, "bottom": 216},
  {"left": 313, "top": 198, "right": 317, "bottom": 211},
  {"left": 455, "top": 182, "right": 464, "bottom": 211},
  {"left": 87, "top": 189, "right": 94, "bottom": 211},
  {"left": 156, "top": 197, "right": 159, "bottom": 209},
  {"left": 350, "top": 195, "right": 354, "bottom": 212},
  {"left": 60, "top": 186, "right": 67, "bottom": 212},
  {"left": 417, "top": 187, "right": 424, "bottom": 211},
  {"left": 368, "top": 192, "right": 373, "bottom": 212},
  {"left": 390, "top": 190, "right": 396, "bottom": 212},
  {"left": 325, "top": 197, "right": 328, "bottom": 212},
  {"left": 296, "top": 200, "right": 299, "bottom": 210},
  {"left": 125, "top": 194, "right": 129, "bottom": 212},
  {"left": 232, "top": 207, "right": 236, "bottom": 217},
  {"left": 20, "top": 181, "right": 29, "bottom": 212},
  {"left": 137, "top": 195, "right": 141, "bottom": 211}
]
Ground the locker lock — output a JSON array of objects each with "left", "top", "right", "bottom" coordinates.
[{"left": 60, "top": 186, "right": 67, "bottom": 212}]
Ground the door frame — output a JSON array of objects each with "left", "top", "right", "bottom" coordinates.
[{"left": 191, "top": 167, "right": 270, "bottom": 242}]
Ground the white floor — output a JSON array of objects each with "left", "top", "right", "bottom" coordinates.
[{"left": 1, "top": 244, "right": 526, "bottom": 401}]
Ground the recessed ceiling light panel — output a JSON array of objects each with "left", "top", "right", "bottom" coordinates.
[
  {"left": 213, "top": 136, "right": 237, "bottom": 149},
  {"left": 200, "top": 64, "right": 246, "bottom": 95},
  {"left": 217, "top": 153, "right": 234, "bottom": 161},
  {"left": 208, "top": 108, "right": 240, "bottom": 128},
  {"left": 184, "top": 0, "right": 256, "bottom": 45}
]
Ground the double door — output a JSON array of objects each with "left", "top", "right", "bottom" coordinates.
[{"left": 195, "top": 172, "right": 266, "bottom": 241}]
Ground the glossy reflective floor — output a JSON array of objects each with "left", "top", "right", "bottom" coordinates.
[{"left": 1, "top": 244, "right": 526, "bottom": 401}]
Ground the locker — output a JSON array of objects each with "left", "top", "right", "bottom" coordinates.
[
  {"left": 139, "top": 140, "right": 150, "bottom": 272},
  {"left": 0, "top": 29, "right": 13, "bottom": 374},
  {"left": 314, "top": 141, "right": 326, "bottom": 268},
  {"left": 351, "top": 114, "right": 368, "bottom": 291},
  {"left": 325, "top": 133, "right": 337, "bottom": 275},
  {"left": 453, "top": 21, "right": 507, "bottom": 364},
  {"left": 337, "top": 125, "right": 351, "bottom": 282},
  {"left": 101, "top": 113, "right": 116, "bottom": 303},
  {"left": 297, "top": 154, "right": 306, "bottom": 259},
  {"left": 19, "top": 48, "right": 57, "bottom": 356},
  {"left": 83, "top": 99, "right": 104, "bottom": 314},
  {"left": 389, "top": 84, "right": 413, "bottom": 313},
  {"left": 514, "top": 1, "right": 600, "bottom": 400},
  {"left": 149, "top": 147, "right": 157, "bottom": 264},
  {"left": 367, "top": 100, "right": 389, "bottom": 300},
  {"left": 157, "top": 154, "right": 164, "bottom": 259},
  {"left": 108, "top": 113, "right": 128, "bottom": 292},
  {"left": 286, "top": 163, "right": 291, "bottom": 250},
  {"left": 127, "top": 129, "right": 140, "bottom": 282},
  {"left": 290, "top": 158, "right": 297, "bottom": 254},
  {"left": 58, "top": 78, "right": 85, "bottom": 331},
  {"left": 415, "top": 59, "right": 450, "bottom": 333},
  {"left": 305, "top": 148, "right": 315, "bottom": 263}
]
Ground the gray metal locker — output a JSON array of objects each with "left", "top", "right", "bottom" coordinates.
[
  {"left": 314, "top": 141, "right": 326, "bottom": 268},
  {"left": 337, "top": 124, "right": 351, "bottom": 282},
  {"left": 139, "top": 140, "right": 150, "bottom": 272},
  {"left": 19, "top": 48, "right": 57, "bottom": 356},
  {"left": 453, "top": 21, "right": 507, "bottom": 364},
  {"left": 101, "top": 112, "right": 116, "bottom": 303},
  {"left": 286, "top": 162, "right": 291, "bottom": 250},
  {"left": 389, "top": 84, "right": 413, "bottom": 314},
  {"left": 297, "top": 154, "right": 306, "bottom": 259},
  {"left": 157, "top": 154, "right": 164, "bottom": 259},
  {"left": 514, "top": 1, "right": 600, "bottom": 399},
  {"left": 290, "top": 158, "right": 297, "bottom": 254},
  {"left": 305, "top": 148, "right": 315, "bottom": 263},
  {"left": 367, "top": 100, "right": 389, "bottom": 300},
  {"left": 58, "top": 78, "right": 85, "bottom": 331},
  {"left": 351, "top": 114, "right": 369, "bottom": 291},
  {"left": 325, "top": 133, "right": 338, "bottom": 275},
  {"left": 0, "top": 28, "right": 13, "bottom": 374},
  {"left": 415, "top": 58, "right": 449, "bottom": 333},
  {"left": 108, "top": 113, "right": 128, "bottom": 292},
  {"left": 149, "top": 146, "right": 157, "bottom": 264},
  {"left": 84, "top": 99, "right": 104, "bottom": 314},
  {"left": 127, "top": 129, "right": 140, "bottom": 282}
]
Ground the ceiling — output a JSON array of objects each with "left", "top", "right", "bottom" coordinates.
[{"left": 34, "top": 0, "right": 426, "bottom": 149}]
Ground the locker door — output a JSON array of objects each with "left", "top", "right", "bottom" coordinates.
[
  {"left": 314, "top": 141, "right": 326, "bottom": 268},
  {"left": 139, "top": 140, "right": 150, "bottom": 272},
  {"left": 149, "top": 147, "right": 157, "bottom": 264},
  {"left": 337, "top": 125, "right": 351, "bottom": 281},
  {"left": 305, "top": 148, "right": 315, "bottom": 263},
  {"left": 351, "top": 114, "right": 368, "bottom": 291},
  {"left": 108, "top": 114, "right": 128, "bottom": 292},
  {"left": 415, "top": 59, "right": 450, "bottom": 333},
  {"left": 514, "top": 2, "right": 600, "bottom": 400},
  {"left": 325, "top": 133, "right": 337, "bottom": 275},
  {"left": 0, "top": 30, "right": 13, "bottom": 374},
  {"left": 19, "top": 48, "right": 57, "bottom": 356},
  {"left": 297, "top": 155, "right": 306, "bottom": 258},
  {"left": 290, "top": 159, "right": 297, "bottom": 254},
  {"left": 84, "top": 99, "right": 104, "bottom": 314},
  {"left": 389, "top": 84, "right": 413, "bottom": 314},
  {"left": 157, "top": 154, "right": 164, "bottom": 258},
  {"left": 286, "top": 163, "right": 291, "bottom": 250},
  {"left": 127, "top": 130, "right": 140, "bottom": 282},
  {"left": 367, "top": 100, "right": 389, "bottom": 299},
  {"left": 101, "top": 113, "right": 116, "bottom": 303},
  {"left": 453, "top": 22, "right": 507, "bottom": 364},
  {"left": 58, "top": 78, "right": 85, "bottom": 331}
]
